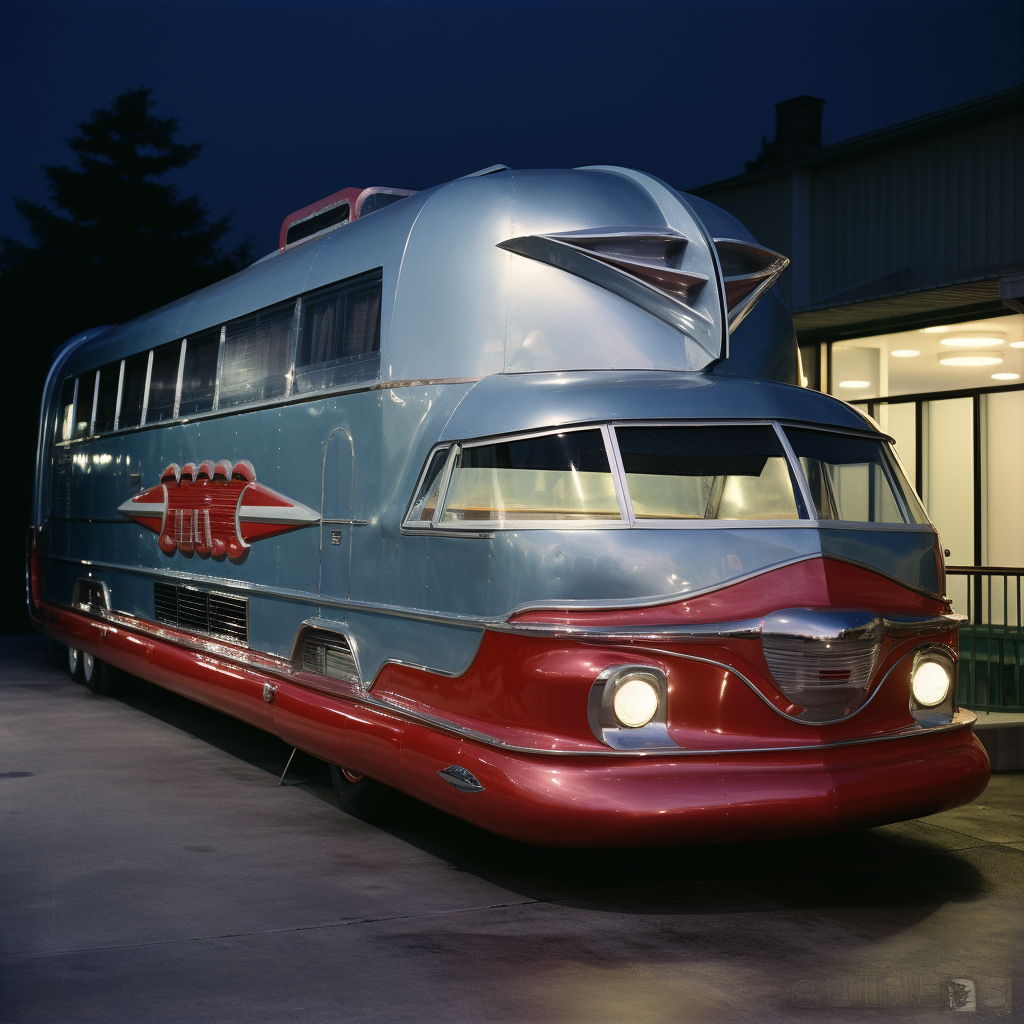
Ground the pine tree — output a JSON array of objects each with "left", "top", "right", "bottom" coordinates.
[
  {"left": 1, "top": 86, "right": 250, "bottom": 350},
  {"left": 0, "top": 87, "right": 251, "bottom": 632}
]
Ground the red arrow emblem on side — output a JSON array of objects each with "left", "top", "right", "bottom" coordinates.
[{"left": 118, "top": 460, "right": 320, "bottom": 563}]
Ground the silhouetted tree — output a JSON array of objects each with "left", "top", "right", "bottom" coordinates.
[
  {"left": 0, "top": 87, "right": 251, "bottom": 632},
  {"left": 1, "top": 86, "right": 250, "bottom": 350}
]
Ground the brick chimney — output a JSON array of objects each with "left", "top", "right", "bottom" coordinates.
[
  {"left": 745, "top": 96, "right": 825, "bottom": 173},
  {"left": 774, "top": 96, "right": 825, "bottom": 162}
]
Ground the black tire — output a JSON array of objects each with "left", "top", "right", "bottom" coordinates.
[
  {"left": 68, "top": 647, "right": 84, "bottom": 682},
  {"left": 82, "top": 654, "right": 117, "bottom": 696},
  {"left": 329, "top": 764, "right": 396, "bottom": 822}
]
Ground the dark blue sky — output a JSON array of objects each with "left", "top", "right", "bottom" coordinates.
[{"left": 2, "top": 0, "right": 1022, "bottom": 258}]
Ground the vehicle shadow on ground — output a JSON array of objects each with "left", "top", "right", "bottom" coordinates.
[{"left": 39, "top": 639, "right": 991, "bottom": 922}]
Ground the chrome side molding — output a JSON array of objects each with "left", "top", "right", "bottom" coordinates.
[
  {"left": 437, "top": 766, "right": 485, "bottom": 793},
  {"left": 496, "top": 611, "right": 963, "bottom": 643}
]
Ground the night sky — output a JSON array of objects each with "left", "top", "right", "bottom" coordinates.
[{"left": 2, "top": 0, "right": 1023, "bottom": 259}]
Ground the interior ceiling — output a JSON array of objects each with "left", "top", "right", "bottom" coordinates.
[{"left": 831, "top": 312, "right": 1024, "bottom": 400}]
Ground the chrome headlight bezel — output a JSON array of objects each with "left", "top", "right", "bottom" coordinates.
[
  {"left": 588, "top": 664, "right": 674, "bottom": 749},
  {"left": 910, "top": 645, "right": 957, "bottom": 723}
]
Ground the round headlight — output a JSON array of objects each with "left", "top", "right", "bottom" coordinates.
[
  {"left": 912, "top": 659, "right": 951, "bottom": 707},
  {"left": 612, "top": 677, "right": 659, "bottom": 728}
]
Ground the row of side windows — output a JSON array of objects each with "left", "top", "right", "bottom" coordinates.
[{"left": 55, "top": 269, "right": 382, "bottom": 443}]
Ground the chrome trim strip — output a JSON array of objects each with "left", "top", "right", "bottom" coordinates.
[
  {"left": 50, "top": 377, "right": 483, "bottom": 445},
  {"left": 602, "top": 422, "right": 635, "bottom": 526},
  {"left": 884, "top": 612, "right": 966, "bottom": 636},
  {"left": 50, "top": 602, "right": 974, "bottom": 758},
  {"left": 495, "top": 612, "right": 961, "bottom": 643},
  {"left": 493, "top": 619, "right": 764, "bottom": 641},
  {"left": 113, "top": 358, "right": 125, "bottom": 431},
  {"left": 88, "top": 370, "right": 100, "bottom": 435},
  {"left": 773, "top": 420, "right": 817, "bottom": 520},
  {"left": 42, "top": 552, "right": 495, "bottom": 628},
  {"left": 42, "top": 550, "right": 950, "bottom": 626}
]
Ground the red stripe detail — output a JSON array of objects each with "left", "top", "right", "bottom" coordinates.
[
  {"left": 509, "top": 558, "right": 946, "bottom": 626},
  {"left": 41, "top": 601, "right": 988, "bottom": 847}
]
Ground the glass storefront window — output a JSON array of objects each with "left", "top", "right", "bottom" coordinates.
[{"left": 830, "top": 313, "right": 1024, "bottom": 401}]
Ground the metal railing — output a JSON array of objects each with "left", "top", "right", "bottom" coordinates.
[{"left": 946, "top": 566, "right": 1024, "bottom": 713}]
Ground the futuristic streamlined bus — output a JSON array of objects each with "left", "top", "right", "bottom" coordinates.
[{"left": 28, "top": 165, "right": 989, "bottom": 847}]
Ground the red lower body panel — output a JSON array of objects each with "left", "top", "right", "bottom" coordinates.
[{"left": 41, "top": 601, "right": 990, "bottom": 848}]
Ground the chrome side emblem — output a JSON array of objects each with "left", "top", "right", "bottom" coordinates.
[
  {"left": 118, "top": 459, "right": 320, "bottom": 563},
  {"left": 438, "top": 765, "right": 485, "bottom": 793}
]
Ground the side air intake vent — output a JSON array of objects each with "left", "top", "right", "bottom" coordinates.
[
  {"left": 761, "top": 608, "right": 881, "bottom": 723},
  {"left": 301, "top": 632, "right": 359, "bottom": 685},
  {"left": 153, "top": 582, "right": 248, "bottom": 646}
]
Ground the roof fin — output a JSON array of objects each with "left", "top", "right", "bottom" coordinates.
[
  {"left": 712, "top": 238, "right": 789, "bottom": 331},
  {"left": 460, "top": 164, "right": 511, "bottom": 178}
]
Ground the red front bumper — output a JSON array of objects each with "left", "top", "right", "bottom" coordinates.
[{"left": 36, "top": 594, "right": 990, "bottom": 848}]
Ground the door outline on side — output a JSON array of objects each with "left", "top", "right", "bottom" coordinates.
[{"left": 319, "top": 426, "right": 358, "bottom": 602}]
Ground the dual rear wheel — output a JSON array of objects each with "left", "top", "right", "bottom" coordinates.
[
  {"left": 67, "top": 647, "right": 117, "bottom": 695},
  {"left": 67, "top": 643, "right": 388, "bottom": 820}
]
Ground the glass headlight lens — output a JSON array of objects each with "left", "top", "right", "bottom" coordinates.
[
  {"left": 612, "top": 677, "right": 659, "bottom": 728},
  {"left": 912, "top": 659, "right": 951, "bottom": 707}
]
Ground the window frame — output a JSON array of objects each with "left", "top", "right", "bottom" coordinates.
[
  {"left": 50, "top": 268, "right": 384, "bottom": 446},
  {"left": 402, "top": 425, "right": 630, "bottom": 533},
  {"left": 403, "top": 419, "right": 937, "bottom": 535}
]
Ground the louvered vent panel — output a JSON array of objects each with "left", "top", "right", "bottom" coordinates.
[
  {"left": 302, "top": 639, "right": 326, "bottom": 675},
  {"left": 177, "top": 589, "right": 210, "bottom": 633},
  {"left": 153, "top": 582, "right": 178, "bottom": 625},
  {"left": 324, "top": 641, "right": 358, "bottom": 682},
  {"left": 152, "top": 583, "right": 248, "bottom": 647},
  {"left": 209, "top": 595, "right": 248, "bottom": 644},
  {"left": 302, "top": 633, "right": 358, "bottom": 683}
]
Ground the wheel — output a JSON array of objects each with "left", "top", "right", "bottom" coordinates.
[
  {"left": 329, "top": 763, "right": 396, "bottom": 822},
  {"left": 82, "top": 654, "right": 117, "bottom": 696},
  {"left": 68, "top": 647, "right": 83, "bottom": 681}
]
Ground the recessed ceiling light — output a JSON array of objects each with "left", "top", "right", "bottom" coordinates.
[
  {"left": 922, "top": 326, "right": 951, "bottom": 333},
  {"left": 939, "top": 336, "right": 1004, "bottom": 348},
  {"left": 839, "top": 379, "right": 871, "bottom": 388},
  {"left": 1011, "top": 341, "right": 1024, "bottom": 349},
  {"left": 891, "top": 349, "right": 920, "bottom": 358},
  {"left": 939, "top": 354, "right": 1003, "bottom": 367},
  {"left": 992, "top": 373, "right": 1020, "bottom": 380}
]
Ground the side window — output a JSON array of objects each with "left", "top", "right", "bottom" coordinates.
[
  {"left": 404, "top": 447, "right": 452, "bottom": 526},
  {"left": 615, "top": 425, "right": 801, "bottom": 521},
  {"left": 784, "top": 428, "right": 919, "bottom": 524},
  {"left": 179, "top": 327, "right": 221, "bottom": 416},
  {"left": 55, "top": 377, "right": 77, "bottom": 442},
  {"left": 93, "top": 360, "right": 122, "bottom": 434},
  {"left": 294, "top": 271, "right": 382, "bottom": 394},
  {"left": 146, "top": 341, "right": 183, "bottom": 424},
  {"left": 219, "top": 301, "right": 294, "bottom": 408},
  {"left": 119, "top": 351, "right": 150, "bottom": 429},
  {"left": 74, "top": 372, "right": 96, "bottom": 438},
  {"left": 437, "top": 430, "right": 621, "bottom": 525}
]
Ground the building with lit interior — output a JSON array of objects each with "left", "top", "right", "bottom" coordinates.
[{"left": 692, "top": 88, "right": 1023, "bottom": 709}]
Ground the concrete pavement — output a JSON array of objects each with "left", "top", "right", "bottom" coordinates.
[{"left": 1, "top": 636, "right": 1021, "bottom": 1023}]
